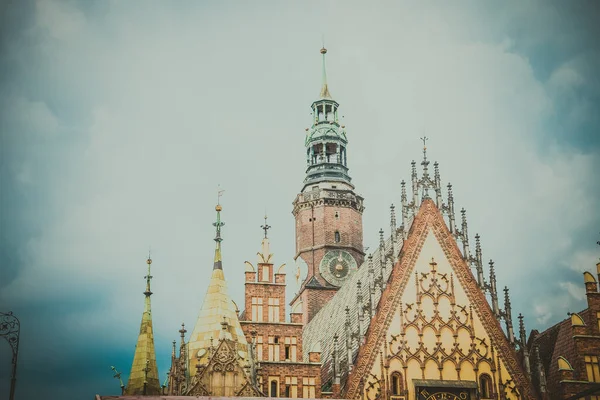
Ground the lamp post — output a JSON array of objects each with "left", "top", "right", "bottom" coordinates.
[{"left": 1, "top": 311, "right": 20, "bottom": 400}]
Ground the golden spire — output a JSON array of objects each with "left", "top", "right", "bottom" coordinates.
[
  {"left": 124, "top": 254, "right": 161, "bottom": 395},
  {"left": 319, "top": 46, "right": 333, "bottom": 99},
  {"left": 187, "top": 199, "right": 249, "bottom": 377}
]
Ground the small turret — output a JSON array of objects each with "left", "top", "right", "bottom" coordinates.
[
  {"left": 474, "top": 234, "right": 485, "bottom": 288},
  {"left": 460, "top": 208, "right": 470, "bottom": 259},
  {"left": 518, "top": 313, "right": 531, "bottom": 376},
  {"left": 504, "top": 286, "right": 515, "bottom": 345},
  {"left": 489, "top": 260, "right": 500, "bottom": 317}
]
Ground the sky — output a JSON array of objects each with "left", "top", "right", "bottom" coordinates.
[{"left": 0, "top": 1, "right": 599, "bottom": 398}]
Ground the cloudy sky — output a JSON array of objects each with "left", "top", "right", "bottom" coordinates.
[{"left": 1, "top": 1, "right": 599, "bottom": 398}]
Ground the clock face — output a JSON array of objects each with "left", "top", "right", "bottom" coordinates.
[
  {"left": 426, "top": 393, "right": 461, "bottom": 400},
  {"left": 319, "top": 250, "right": 357, "bottom": 287},
  {"left": 418, "top": 389, "right": 469, "bottom": 400}
]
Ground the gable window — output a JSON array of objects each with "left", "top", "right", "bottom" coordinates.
[
  {"left": 335, "top": 231, "right": 340, "bottom": 243},
  {"left": 585, "top": 355, "right": 600, "bottom": 382},
  {"left": 479, "top": 374, "right": 493, "bottom": 399},
  {"left": 251, "top": 297, "right": 263, "bottom": 322},
  {"left": 390, "top": 372, "right": 403, "bottom": 395},
  {"left": 268, "top": 298, "right": 280, "bottom": 322}
]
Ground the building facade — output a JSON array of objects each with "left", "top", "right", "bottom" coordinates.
[
  {"left": 528, "top": 263, "right": 600, "bottom": 400},
  {"left": 95, "top": 47, "right": 595, "bottom": 400}
]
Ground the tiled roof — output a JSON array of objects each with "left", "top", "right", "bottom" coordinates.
[
  {"left": 302, "top": 217, "right": 411, "bottom": 386},
  {"left": 532, "top": 308, "right": 591, "bottom": 396}
]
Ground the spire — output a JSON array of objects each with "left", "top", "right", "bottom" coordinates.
[
  {"left": 188, "top": 200, "right": 249, "bottom": 377},
  {"left": 125, "top": 255, "right": 161, "bottom": 395},
  {"left": 213, "top": 192, "right": 225, "bottom": 270},
  {"left": 302, "top": 45, "right": 356, "bottom": 190},
  {"left": 319, "top": 47, "right": 332, "bottom": 99}
]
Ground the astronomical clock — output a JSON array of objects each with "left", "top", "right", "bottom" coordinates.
[{"left": 318, "top": 250, "right": 357, "bottom": 287}]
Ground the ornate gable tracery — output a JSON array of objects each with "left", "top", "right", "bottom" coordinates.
[
  {"left": 344, "top": 200, "right": 535, "bottom": 400},
  {"left": 186, "top": 337, "right": 262, "bottom": 397}
]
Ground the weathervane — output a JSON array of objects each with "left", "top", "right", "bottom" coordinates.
[
  {"left": 217, "top": 185, "right": 225, "bottom": 206},
  {"left": 261, "top": 215, "right": 271, "bottom": 239}
]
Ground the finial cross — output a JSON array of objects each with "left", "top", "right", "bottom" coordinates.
[
  {"left": 217, "top": 185, "right": 225, "bottom": 205},
  {"left": 420, "top": 136, "right": 429, "bottom": 149},
  {"left": 261, "top": 215, "right": 271, "bottom": 239}
]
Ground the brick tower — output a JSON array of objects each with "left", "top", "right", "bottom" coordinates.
[{"left": 290, "top": 47, "right": 365, "bottom": 325}]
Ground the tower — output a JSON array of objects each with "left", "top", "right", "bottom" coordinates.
[{"left": 291, "top": 47, "right": 365, "bottom": 324}]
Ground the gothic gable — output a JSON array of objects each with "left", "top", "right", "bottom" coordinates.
[
  {"left": 345, "top": 199, "right": 535, "bottom": 400},
  {"left": 186, "top": 338, "right": 262, "bottom": 397}
]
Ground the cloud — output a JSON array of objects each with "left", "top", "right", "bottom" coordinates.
[{"left": 0, "top": 1, "right": 599, "bottom": 398}]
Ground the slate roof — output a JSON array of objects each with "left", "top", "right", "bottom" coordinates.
[{"left": 302, "top": 217, "right": 411, "bottom": 387}]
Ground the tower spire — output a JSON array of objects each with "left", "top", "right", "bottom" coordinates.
[
  {"left": 319, "top": 46, "right": 332, "bottom": 99},
  {"left": 124, "top": 255, "right": 161, "bottom": 395},
  {"left": 213, "top": 191, "right": 225, "bottom": 270}
]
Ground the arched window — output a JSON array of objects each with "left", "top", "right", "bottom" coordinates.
[
  {"left": 479, "top": 374, "right": 493, "bottom": 399},
  {"left": 390, "top": 372, "right": 403, "bottom": 396},
  {"left": 270, "top": 380, "right": 278, "bottom": 397},
  {"left": 335, "top": 231, "right": 340, "bottom": 243}
]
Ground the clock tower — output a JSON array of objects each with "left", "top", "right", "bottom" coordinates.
[{"left": 291, "top": 47, "right": 365, "bottom": 324}]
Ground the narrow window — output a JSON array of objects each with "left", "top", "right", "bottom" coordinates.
[
  {"left": 256, "top": 336, "right": 263, "bottom": 361},
  {"left": 479, "top": 374, "right": 493, "bottom": 398},
  {"left": 270, "top": 380, "right": 278, "bottom": 397},
  {"left": 251, "top": 297, "right": 264, "bottom": 322},
  {"left": 285, "top": 345, "right": 291, "bottom": 360},
  {"left": 390, "top": 372, "right": 402, "bottom": 395},
  {"left": 335, "top": 231, "right": 340, "bottom": 243},
  {"left": 268, "top": 298, "right": 280, "bottom": 322}
]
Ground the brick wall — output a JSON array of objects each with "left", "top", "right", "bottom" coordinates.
[
  {"left": 258, "top": 361, "right": 322, "bottom": 398},
  {"left": 292, "top": 187, "right": 365, "bottom": 324}
]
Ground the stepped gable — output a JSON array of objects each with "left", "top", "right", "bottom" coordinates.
[
  {"left": 302, "top": 222, "right": 407, "bottom": 386},
  {"left": 344, "top": 199, "right": 536, "bottom": 400}
]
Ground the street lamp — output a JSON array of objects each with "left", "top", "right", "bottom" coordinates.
[{"left": 1, "top": 311, "right": 20, "bottom": 400}]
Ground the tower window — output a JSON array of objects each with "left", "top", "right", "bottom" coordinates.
[
  {"left": 390, "top": 372, "right": 403, "bottom": 395},
  {"left": 335, "top": 211, "right": 339, "bottom": 219},
  {"left": 335, "top": 231, "right": 340, "bottom": 243},
  {"left": 479, "top": 373, "right": 493, "bottom": 398}
]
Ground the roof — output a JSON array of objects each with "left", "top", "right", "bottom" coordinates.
[
  {"left": 531, "top": 308, "right": 591, "bottom": 395},
  {"left": 187, "top": 267, "right": 248, "bottom": 374},
  {"left": 302, "top": 216, "right": 409, "bottom": 385}
]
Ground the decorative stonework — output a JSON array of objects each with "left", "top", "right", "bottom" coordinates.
[{"left": 344, "top": 199, "right": 536, "bottom": 400}]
